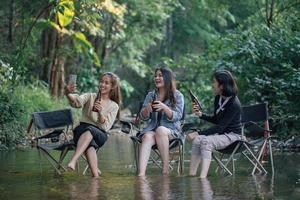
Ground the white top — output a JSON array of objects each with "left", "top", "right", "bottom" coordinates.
[{"left": 69, "top": 93, "right": 119, "bottom": 132}]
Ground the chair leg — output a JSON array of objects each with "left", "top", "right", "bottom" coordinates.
[
  {"left": 180, "top": 143, "right": 184, "bottom": 175},
  {"left": 177, "top": 144, "right": 184, "bottom": 175},
  {"left": 38, "top": 148, "right": 43, "bottom": 175},
  {"left": 81, "top": 155, "right": 88, "bottom": 175},
  {"left": 58, "top": 148, "right": 69, "bottom": 171},
  {"left": 223, "top": 143, "right": 241, "bottom": 171},
  {"left": 39, "top": 148, "right": 63, "bottom": 175},
  {"left": 268, "top": 139, "right": 275, "bottom": 174},
  {"left": 150, "top": 149, "right": 163, "bottom": 168},
  {"left": 212, "top": 153, "right": 233, "bottom": 175},
  {"left": 215, "top": 154, "right": 224, "bottom": 173},
  {"left": 242, "top": 143, "right": 267, "bottom": 175},
  {"left": 241, "top": 151, "right": 262, "bottom": 173},
  {"left": 251, "top": 140, "right": 268, "bottom": 175},
  {"left": 81, "top": 151, "right": 102, "bottom": 176},
  {"left": 133, "top": 141, "right": 139, "bottom": 174}
]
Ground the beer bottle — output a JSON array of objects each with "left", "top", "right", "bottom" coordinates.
[{"left": 92, "top": 90, "right": 101, "bottom": 112}]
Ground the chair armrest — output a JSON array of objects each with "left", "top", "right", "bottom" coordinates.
[
  {"left": 181, "top": 122, "right": 194, "bottom": 132},
  {"left": 245, "top": 121, "right": 271, "bottom": 132},
  {"left": 120, "top": 120, "right": 134, "bottom": 134}
]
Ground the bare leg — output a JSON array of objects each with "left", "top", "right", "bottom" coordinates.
[
  {"left": 138, "top": 132, "right": 156, "bottom": 176},
  {"left": 189, "top": 152, "right": 201, "bottom": 176},
  {"left": 68, "top": 131, "right": 93, "bottom": 170},
  {"left": 154, "top": 126, "right": 170, "bottom": 175},
  {"left": 199, "top": 158, "right": 211, "bottom": 178},
  {"left": 85, "top": 147, "right": 99, "bottom": 177},
  {"left": 199, "top": 137, "right": 213, "bottom": 178},
  {"left": 189, "top": 134, "right": 203, "bottom": 176}
]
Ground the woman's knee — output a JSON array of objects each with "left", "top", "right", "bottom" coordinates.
[
  {"left": 78, "top": 131, "right": 92, "bottom": 141},
  {"left": 199, "top": 137, "right": 213, "bottom": 152},
  {"left": 142, "top": 133, "right": 155, "bottom": 142},
  {"left": 155, "top": 126, "right": 170, "bottom": 138},
  {"left": 192, "top": 135, "right": 206, "bottom": 145}
]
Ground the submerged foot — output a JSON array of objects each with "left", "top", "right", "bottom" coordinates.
[
  {"left": 138, "top": 173, "right": 146, "bottom": 177},
  {"left": 67, "top": 162, "right": 76, "bottom": 171},
  {"left": 162, "top": 169, "right": 169, "bottom": 176}
]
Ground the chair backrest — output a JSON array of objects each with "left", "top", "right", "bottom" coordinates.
[
  {"left": 241, "top": 103, "right": 268, "bottom": 124},
  {"left": 241, "top": 103, "right": 269, "bottom": 138},
  {"left": 32, "top": 109, "right": 73, "bottom": 130}
]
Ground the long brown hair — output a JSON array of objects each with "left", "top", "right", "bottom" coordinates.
[
  {"left": 154, "top": 67, "right": 177, "bottom": 107},
  {"left": 99, "top": 72, "right": 122, "bottom": 118}
]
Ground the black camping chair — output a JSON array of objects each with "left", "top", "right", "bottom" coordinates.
[
  {"left": 212, "top": 103, "right": 275, "bottom": 175},
  {"left": 28, "top": 109, "right": 75, "bottom": 175},
  {"left": 120, "top": 103, "right": 189, "bottom": 175}
]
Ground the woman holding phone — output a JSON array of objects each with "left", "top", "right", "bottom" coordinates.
[
  {"left": 65, "top": 72, "right": 121, "bottom": 177},
  {"left": 138, "top": 67, "right": 184, "bottom": 176},
  {"left": 189, "top": 70, "right": 242, "bottom": 178}
]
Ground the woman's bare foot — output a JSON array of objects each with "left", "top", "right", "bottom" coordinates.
[
  {"left": 162, "top": 170, "right": 169, "bottom": 175},
  {"left": 138, "top": 173, "right": 146, "bottom": 177},
  {"left": 67, "top": 162, "right": 76, "bottom": 171}
]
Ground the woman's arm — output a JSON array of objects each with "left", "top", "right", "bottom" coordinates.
[
  {"left": 200, "top": 100, "right": 241, "bottom": 135},
  {"left": 140, "top": 92, "right": 154, "bottom": 120},
  {"left": 97, "top": 103, "right": 119, "bottom": 131},
  {"left": 198, "top": 95, "right": 219, "bottom": 124},
  {"left": 164, "top": 91, "right": 184, "bottom": 122},
  {"left": 65, "top": 84, "right": 82, "bottom": 108}
]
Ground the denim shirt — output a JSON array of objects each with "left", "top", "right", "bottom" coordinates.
[{"left": 140, "top": 90, "right": 184, "bottom": 137}]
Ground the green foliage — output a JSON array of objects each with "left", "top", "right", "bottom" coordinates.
[
  {"left": 57, "top": 0, "right": 75, "bottom": 27},
  {"left": 207, "top": 13, "right": 300, "bottom": 137}
]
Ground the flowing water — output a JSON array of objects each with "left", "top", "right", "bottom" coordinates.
[{"left": 0, "top": 133, "right": 299, "bottom": 200}]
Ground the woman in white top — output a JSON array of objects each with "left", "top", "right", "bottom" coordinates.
[{"left": 65, "top": 72, "right": 121, "bottom": 177}]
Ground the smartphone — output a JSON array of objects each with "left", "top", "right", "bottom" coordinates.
[{"left": 188, "top": 89, "right": 203, "bottom": 110}]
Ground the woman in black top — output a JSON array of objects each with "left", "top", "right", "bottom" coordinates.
[{"left": 189, "top": 70, "right": 242, "bottom": 178}]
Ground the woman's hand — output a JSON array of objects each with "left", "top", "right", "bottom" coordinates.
[
  {"left": 146, "top": 103, "right": 153, "bottom": 113},
  {"left": 93, "top": 100, "right": 103, "bottom": 113},
  {"left": 192, "top": 101, "right": 202, "bottom": 117},
  {"left": 65, "top": 83, "right": 76, "bottom": 95},
  {"left": 141, "top": 103, "right": 152, "bottom": 119},
  {"left": 152, "top": 101, "right": 168, "bottom": 112}
]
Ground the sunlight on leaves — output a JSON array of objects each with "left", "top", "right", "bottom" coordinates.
[{"left": 57, "top": 0, "right": 75, "bottom": 27}]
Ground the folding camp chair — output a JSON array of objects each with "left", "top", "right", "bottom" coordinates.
[
  {"left": 212, "top": 103, "right": 275, "bottom": 175},
  {"left": 28, "top": 109, "right": 75, "bottom": 175},
  {"left": 120, "top": 105, "right": 189, "bottom": 175}
]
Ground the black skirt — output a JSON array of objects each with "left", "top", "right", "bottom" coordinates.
[{"left": 73, "top": 122, "right": 108, "bottom": 149}]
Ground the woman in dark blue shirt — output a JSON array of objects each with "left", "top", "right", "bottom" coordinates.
[{"left": 189, "top": 70, "right": 242, "bottom": 178}]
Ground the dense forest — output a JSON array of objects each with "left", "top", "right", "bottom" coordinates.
[{"left": 0, "top": 0, "right": 299, "bottom": 149}]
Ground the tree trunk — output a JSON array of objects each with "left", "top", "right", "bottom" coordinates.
[
  {"left": 8, "top": 0, "right": 15, "bottom": 43},
  {"left": 266, "top": 0, "right": 275, "bottom": 28},
  {"left": 50, "top": 32, "right": 65, "bottom": 98},
  {"left": 41, "top": 29, "right": 57, "bottom": 82}
]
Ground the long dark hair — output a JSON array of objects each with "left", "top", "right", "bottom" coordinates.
[
  {"left": 154, "top": 67, "right": 177, "bottom": 107},
  {"left": 213, "top": 70, "right": 238, "bottom": 97}
]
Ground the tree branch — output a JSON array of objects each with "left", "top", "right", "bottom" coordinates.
[{"left": 20, "top": 3, "right": 54, "bottom": 51}]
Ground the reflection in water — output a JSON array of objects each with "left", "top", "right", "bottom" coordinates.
[
  {"left": 69, "top": 178, "right": 104, "bottom": 200},
  {"left": 252, "top": 174, "right": 274, "bottom": 199},
  {"left": 136, "top": 176, "right": 171, "bottom": 200},
  {"left": 0, "top": 135, "right": 299, "bottom": 200},
  {"left": 190, "top": 177, "right": 213, "bottom": 200}
]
